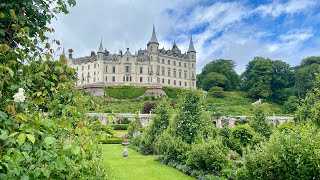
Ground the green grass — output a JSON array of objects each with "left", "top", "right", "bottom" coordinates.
[
  {"left": 102, "top": 144, "right": 194, "bottom": 180},
  {"left": 105, "top": 86, "right": 147, "bottom": 99},
  {"left": 115, "top": 130, "right": 128, "bottom": 137}
]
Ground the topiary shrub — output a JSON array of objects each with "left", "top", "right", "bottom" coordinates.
[
  {"left": 110, "top": 124, "right": 129, "bottom": 130},
  {"left": 208, "top": 86, "right": 225, "bottom": 98},
  {"left": 105, "top": 86, "right": 147, "bottom": 99}
]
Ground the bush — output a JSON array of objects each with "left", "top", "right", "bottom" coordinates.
[
  {"left": 105, "top": 86, "right": 147, "bottom": 99},
  {"left": 111, "top": 124, "right": 129, "bottom": 130},
  {"left": 186, "top": 140, "right": 230, "bottom": 175},
  {"left": 127, "top": 118, "right": 142, "bottom": 137},
  {"left": 143, "top": 102, "right": 157, "bottom": 113},
  {"left": 238, "top": 123, "right": 320, "bottom": 179},
  {"left": 208, "top": 86, "right": 225, "bottom": 98},
  {"left": 163, "top": 87, "right": 186, "bottom": 98},
  {"left": 231, "top": 124, "right": 255, "bottom": 148},
  {"left": 283, "top": 96, "right": 300, "bottom": 113},
  {"left": 101, "top": 137, "right": 123, "bottom": 144}
]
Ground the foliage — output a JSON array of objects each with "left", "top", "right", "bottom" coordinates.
[
  {"left": 143, "top": 101, "right": 157, "bottom": 113},
  {"left": 197, "top": 59, "right": 239, "bottom": 91},
  {"left": 186, "top": 140, "right": 230, "bottom": 175},
  {"left": 127, "top": 117, "right": 143, "bottom": 137},
  {"left": 101, "top": 137, "right": 123, "bottom": 144},
  {"left": 294, "top": 56, "right": 320, "bottom": 97},
  {"left": 242, "top": 57, "right": 294, "bottom": 102},
  {"left": 249, "top": 108, "right": 272, "bottom": 138},
  {"left": 163, "top": 87, "right": 186, "bottom": 98},
  {"left": 208, "top": 86, "right": 225, "bottom": 98},
  {"left": 111, "top": 124, "right": 129, "bottom": 130},
  {"left": 283, "top": 95, "right": 300, "bottom": 113},
  {"left": 238, "top": 123, "right": 320, "bottom": 179},
  {"left": 231, "top": 124, "right": 255, "bottom": 148},
  {"left": 0, "top": 0, "right": 108, "bottom": 179},
  {"left": 296, "top": 73, "right": 320, "bottom": 126},
  {"left": 104, "top": 86, "right": 147, "bottom": 99},
  {"left": 171, "top": 91, "right": 204, "bottom": 144}
]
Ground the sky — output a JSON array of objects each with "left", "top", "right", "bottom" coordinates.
[{"left": 51, "top": 0, "right": 320, "bottom": 73}]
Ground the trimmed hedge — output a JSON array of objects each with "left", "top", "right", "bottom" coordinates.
[
  {"left": 105, "top": 86, "right": 147, "bottom": 99},
  {"left": 111, "top": 124, "right": 129, "bottom": 130},
  {"left": 101, "top": 137, "right": 123, "bottom": 144},
  {"left": 163, "top": 87, "right": 187, "bottom": 98}
]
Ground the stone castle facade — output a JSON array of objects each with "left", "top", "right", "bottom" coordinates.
[{"left": 67, "top": 25, "right": 197, "bottom": 89}]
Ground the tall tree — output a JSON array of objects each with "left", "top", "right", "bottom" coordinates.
[
  {"left": 242, "top": 57, "right": 273, "bottom": 99},
  {"left": 197, "top": 59, "right": 239, "bottom": 91}
]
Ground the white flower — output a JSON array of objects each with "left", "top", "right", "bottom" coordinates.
[{"left": 13, "top": 88, "right": 26, "bottom": 103}]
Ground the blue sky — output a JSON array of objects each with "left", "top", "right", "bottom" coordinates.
[{"left": 52, "top": 0, "right": 320, "bottom": 73}]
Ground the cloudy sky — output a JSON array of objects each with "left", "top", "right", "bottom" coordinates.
[{"left": 51, "top": 0, "right": 320, "bottom": 73}]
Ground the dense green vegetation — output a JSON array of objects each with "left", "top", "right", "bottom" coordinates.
[
  {"left": 101, "top": 144, "right": 195, "bottom": 180},
  {"left": 105, "top": 86, "right": 147, "bottom": 99}
]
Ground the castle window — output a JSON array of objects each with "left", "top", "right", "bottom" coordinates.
[
  {"left": 192, "top": 72, "right": 195, "bottom": 78},
  {"left": 126, "top": 76, "right": 129, "bottom": 81},
  {"left": 94, "top": 71, "right": 96, "bottom": 75},
  {"left": 173, "top": 70, "right": 176, "bottom": 78},
  {"left": 123, "top": 76, "right": 125, "bottom": 81},
  {"left": 125, "top": 66, "right": 130, "bottom": 73},
  {"left": 184, "top": 63, "right": 187, "bottom": 68},
  {"left": 179, "top": 81, "right": 182, "bottom": 86},
  {"left": 192, "top": 63, "right": 194, "bottom": 68},
  {"left": 168, "top": 60, "right": 170, "bottom": 65},
  {"left": 140, "top": 67, "right": 143, "bottom": 74},
  {"left": 82, "top": 73, "right": 84, "bottom": 77},
  {"left": 112, "top": 66, "right": 116, "bottom": 73},
  {"left": 105, "top": 66, "right": 108, "bottom": 73},
  {"left": 185, "top": 82, "right": 187, "bottom": 86},
  {"left": 179, "top": 71, "right": 182, "bottom": 78},
  {"left": 162, "top": 68, "right": 165, "bottom": 76},
  {"left": 88, "top": 65, "right": 90, "bottom": 70},
  {"left": 162, "top": 59, "right": 164, "bottom": 64},
  {"left": 130, "top": 76, "right": 132, "bottom": 81},
  {"left": 94, "top": 63, "right": 96, "bottom": 68},
  {"left": 179, "top": 62, "right": 181, "bottom": 67},
  {"left": 174, "top": 61, "right": 176, "bottom": 66},
  {"left": 168, "top": 69, "right": 171, "bottom": 77},
  {"left": 168, "top": 79, "right": 170, "bottom": 84},
  {"left": 184, "top": 71, "right": 187, "bottom": 79},
  {"left": 174, "top": 80, "right": 176, "bottom": 85},
  {"left": 105, "top": 76, "right": 107, "bottom": 81},
  {"left": 140, "top": 77, "right": 143, "bottom": 82},
  {"left": 127, "top": 57, "right": 129, "bottom": 61},
  {"left": 192, "top": 55, "right": 194, "bottom": 59},
  {"left": 162, "top": 78, "right": 164, "bottom": 83},
  {"left": 82, "top": 66, "right": 84, "bottom": 70},
  {"left": 112, "top": 76, "right": 115, "bottom": 82}
]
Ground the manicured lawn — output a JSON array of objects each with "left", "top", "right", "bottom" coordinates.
[{"left": 101, "top": 144, "right": 195, "bottom": 180}]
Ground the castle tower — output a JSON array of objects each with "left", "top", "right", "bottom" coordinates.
[
  {"left": 97, "top": 37, "right": 105, "bottom": 59},
  {"left": 187, "top": 35, "right": 196, "bottom": 61},
  {"left": 147, "top": 24, "right": 159, "bottom": 55}
]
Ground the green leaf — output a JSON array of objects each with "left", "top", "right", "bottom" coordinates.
[
  {"left": 22, "top": 151, "right": 29, "bottom": 160},
  {"left": 0, "top": 130, "right": 8, "bottom": 140},
  {"left": 72, "top": 146, "right": 81, "bottom": 155},
  {"left": 44, "top": 136, "right": 56, "bottom": 145},
  {"left": 63, "top": 144, "right": 72, "bottom": 150},
  {"left": 9, "top": 132, "right": 19, "bottom": 137},
  {"left": 17, "top": 133, "right": 26, "bottom": 146},
  {"left": 26, "top": 134, "right": 35, "bottom": 144}
]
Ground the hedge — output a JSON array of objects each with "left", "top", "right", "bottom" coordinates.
[
  {"left": 163, "top": 87, "right": 187, "bottom": 98},
  {"left": 101, "top": 137, "right": 123, "bottom": 144},
  {"left": 111, "top": 124, "right": 129, "bottom": 130},
  {"left": 105, "top": 86, "right": 147, "bottom": 99}
]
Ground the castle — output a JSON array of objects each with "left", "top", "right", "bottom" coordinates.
[{"left": 67, "top": 25, "right": 197, "bottom": 89}]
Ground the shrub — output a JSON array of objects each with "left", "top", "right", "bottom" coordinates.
[
  {"left": 283, "top": 95, "right": 300, "bottom": 113},
  {"left": 186, "top": 140, "right": 230, "bottom": 175},
  {"left": 105, "top": 86, "right": 147, "bottom": 99},
  {"left": 238, "top": 123, "right": 320, "bottom": 179},
  {"left": 127, "top": 117, "right": 142, "bottom": 137},
  {"left": 208, "top": 86, "right": 225, "bottom": 98},
  {"left": 231, "top": 124, "right": 255, "bottom": 148},
  {"left": 249, "top": 108, "right": 272, "bottom": 138},
  {"left": 101, "top": 137, "right": 123, "bottom": 144},
  {"left": 143, "top": 102, "right": 157, "bottom": 113},
  {"left": 111, "top": 124, "right": 129, "bottom": 130},
  {"left": 163, "top": 87, "right": 186, "bottom": 98}
]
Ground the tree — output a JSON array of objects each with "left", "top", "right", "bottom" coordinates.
[
  {"left": 294, "top": 56, "right": 320, "bottom": 98},
  {"left": 201, "top": 72, "right": 228, "bottom": 91},
  {"left": 249, "top": 108, "right": 272, "bottom": 138},
  {"left": 197, "top": 59, "right": 239, "bottom": 90}
]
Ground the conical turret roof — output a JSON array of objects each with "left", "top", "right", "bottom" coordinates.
[
  {"left": 149, "top": 25, "right": 159, "bottom": 44},
  {"left": 188, "top": 35, "right": 196, "bottom": 52},
  {"left": 98, "top": 37, "right": 104, "bottom": 53}
]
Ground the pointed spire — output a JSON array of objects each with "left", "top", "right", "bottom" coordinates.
[
  {"left": 188, "top": 35, "right": 196, "bottom": 53},
  {"left": 62, "top": 48, "right": 66, "bottom": 57},
  {"left": 98, "top": 37, "right": 104, "bottom": 53},
  {"left": 149, "top": 24, "right": 159, "bottom": 44}
]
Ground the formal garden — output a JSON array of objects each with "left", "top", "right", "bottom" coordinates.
[{"left": 1, "top": 1, "right": 320, "bottom": 179}]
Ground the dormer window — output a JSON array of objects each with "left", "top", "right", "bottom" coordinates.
[{"left": 127, "top": 57, "right": 129, "bottom": 61}]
